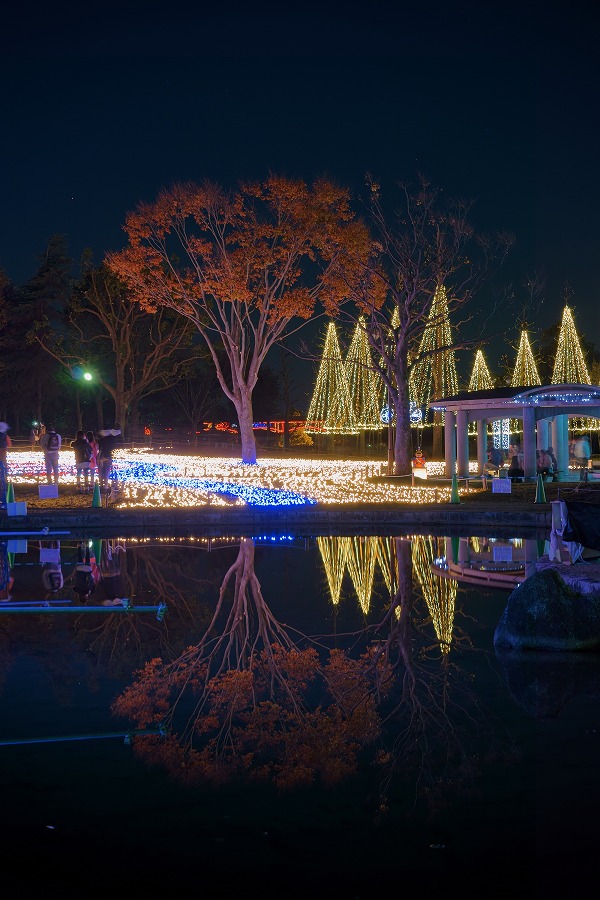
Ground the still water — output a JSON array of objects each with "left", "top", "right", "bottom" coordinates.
[{"left": 0, "top": 532, "right": 598, "bottom": 899}]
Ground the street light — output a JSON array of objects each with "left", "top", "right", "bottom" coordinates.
[{"left": 83, "top": 372, "right": 93, "bottom": 382}]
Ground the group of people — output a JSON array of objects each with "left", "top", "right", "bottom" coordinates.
[
  {"left": 0, "top": 538, "right": 127, "bottom": 605},
  {"left": 33, "top": 422, "right": 122, "bottom": 491},
  {"left": 484, "top": 440, "right": 560, "bottom": 483}
]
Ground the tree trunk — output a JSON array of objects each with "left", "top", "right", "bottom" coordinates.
[
  {"left": 393, "top": 363, "right": 413, "bottom": 476},
  {"left": 129, "top": 396, "right": 140, "bottom": 442},
  {"left": 233, "top": 389, "right": 257, "bottom": 464}
]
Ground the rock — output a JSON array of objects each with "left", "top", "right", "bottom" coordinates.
[{"left": 493, "top": 568, "right": 600, "bottom": 651}]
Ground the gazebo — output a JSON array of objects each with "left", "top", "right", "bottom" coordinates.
[{"left": 431, "top": 384, "right": 600, "bottom": 480}]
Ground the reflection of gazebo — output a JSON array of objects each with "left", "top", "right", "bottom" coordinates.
[{"left": 432, "top": 384, "right": 600, "bottom": 480}]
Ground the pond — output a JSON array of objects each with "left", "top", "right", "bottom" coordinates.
[{"left": 0, "top": 532, "right": 598, "bottom": 898}]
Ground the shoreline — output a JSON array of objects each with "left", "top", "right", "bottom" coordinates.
[{"left": 0, "top": 500, "right": 553, "bottom": 538}]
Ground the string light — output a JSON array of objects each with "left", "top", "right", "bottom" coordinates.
[
  {"left": 409, "top": 284, "right": 458, "bottom": 426},
  {"left": 345, "top": 535, "right": 378, "bottom": 614},
  {"left": 551, "top": 305, "right": 598, "bottom": 432},
  {"left": 7, "top": 450, "right": 479, "bottom": 507},
  {"left": 317, "top": 536, "right": 350, "bottom": 605},
  {"left": 467, "top": 349, "right": 494, "bottom": 436},
  {"left": 512, "top": 330, "right": 541, "bottom": 387},
  {"left": 508, "top": 329, "right": 542, "bottom": 436},
  {"left": 411, "top": 535, "right": 456, "bottom": 655},
  {"left": 344, "top": 316, "right": 382, "bottom": 429},
  {"left": 305, "top": 321, "right": 358, "bottom": 434}
]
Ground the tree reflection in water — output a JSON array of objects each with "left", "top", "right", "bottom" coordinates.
[{"left": 113, "top": 534, "right": 509, "bottom": 811}]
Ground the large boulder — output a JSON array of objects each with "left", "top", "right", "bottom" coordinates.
[{"left": 493, "top": 568, "right": 600, "bottom": 651}]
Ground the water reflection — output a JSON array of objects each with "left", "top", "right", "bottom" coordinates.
[
  {"left": 107, "top": 533, "right": 504, "bottom": 815},
  {"left": 2, "top": 530, "right": 599, "bottom": 894}
]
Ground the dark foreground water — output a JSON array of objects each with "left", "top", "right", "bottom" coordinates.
[{"left": 0, "top": 532, "right": 598, "bottom": 899}]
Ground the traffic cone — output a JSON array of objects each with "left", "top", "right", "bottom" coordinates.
[
  {"left": 449, "top": 473, "right": 461, "bottom": 504},
  {"left": 5, "top": 482, "right": 14, "bottom": 504},
  {"left": 451, "top": 535, "right": 460, "bottom": 564},
  {"left": 92, "top": 483, "right": 102, "bottom": 508},
  {"left": 535, "top": 472, "right": 547, "bottom": 504}
]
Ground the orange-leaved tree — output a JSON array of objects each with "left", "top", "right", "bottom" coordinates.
[{"left": 107, "top": 176, "right": 369, "bottom": 463}]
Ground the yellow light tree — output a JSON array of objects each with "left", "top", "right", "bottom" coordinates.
[
  {"left": 317, "top": 536, "right": 350, "bottom": 606},
  {"left": 467, "top": 348, "right": 494, "bottom": 436},
  {"left": 409, "top": 284, "right": 459, "bottom": 454},
  {"left": 411, "top": 535, "right": 456, "bottom": 656},
  {"left": 305, "top": 322, "right": 358, "bottom": 435},
  {"left": 509, "top": 329, "right": 541, "bottom": 437},
  {"left": 345, "top": 536, "right": 379, "bottom": 615},
  {"left": 551, "top": 305, "right": 598, "bottom": 432},
  {"left": 344, "top": 316, "right": 382, "bottom": 430},
  {"left": 511, "top": 329, "right": 541, "bottom": 387},
  {"left": 468, "top": 348, "right": 494, "bottom": 392},
  {"left": 551, "top": 306, "right": 590, "bottom": 385}
]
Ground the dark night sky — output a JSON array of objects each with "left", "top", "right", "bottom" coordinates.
[{"left": 1, "top": 2, "right": 599, "bottom": 396}]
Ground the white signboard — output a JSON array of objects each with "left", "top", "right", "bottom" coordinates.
[
  {"left": 39, "top": 484, "right": 58, "bottom": 499},
  {"left": 493, "top": 544, "right": 513, "bottom": 562},
  {"left": 40, "top": 547, "right": 61, "bottom": 564},
  {"left": 492, "top": 478, "right": 512, "bottom": 493}
]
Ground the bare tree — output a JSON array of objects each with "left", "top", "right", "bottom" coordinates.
[
  {"left": 35, "top": 263, "right": 200, "bottom": 437},
  {"left": 338, "top": 176, "right": 514, "bottom": 474}
]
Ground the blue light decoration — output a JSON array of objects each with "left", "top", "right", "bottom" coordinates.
[
  {"left": 409, "top": 402, "right": 423, "bottom": 425},
  {"left": 110, "top": 459, "right": 317, "bottom": 507},
  {"left": 512, "top": 390, "right": 600, "bottom": 404},
  {"left": 380, "top": 404, "right": 393, "bottom": 425},
  {"left": 492, "top": 419, "right": 510, "bottom": 450}
]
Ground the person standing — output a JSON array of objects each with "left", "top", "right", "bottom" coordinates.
[
  {"left": 40, "top": 424, "right": 61, "bottom": 485},
  {"left": 97, "top": 423, "right": 122, "bottom": 490},
  {"left": 0, "top": 422, "right": 12, "bottom": 475},
  {"left": 41, "top": 541, "right": 64, "bottom": 594},
  {"left": 73, "top": 542, "right": 96, "bottom": 603},
  {"left": 86, "top": 430, "right": 99, "bottom": 485},
  {"left": 71, "top": 429, "right": 92, "bottom": 492},
  {"left": 573, "top": 434, "right": 591, "bottom": 481}
]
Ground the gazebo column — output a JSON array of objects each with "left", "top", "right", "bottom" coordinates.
[
  {"left": 456, "top": 409, "right": 469, "bottom": 477},
  {"left": 477, "top": 419, "right": 487, "bottom": 472},
  {"left": 444, "top": 411, "right": 456, "bottom": 478},
  {"left": 522, "top": 407, "right": 537, "bottom": 479},
  {"left": 552, "top": 415, "right": 569, "bottom": 480},
  {"left": 537, "top": 418, "right": 549, "bottom": 450}
]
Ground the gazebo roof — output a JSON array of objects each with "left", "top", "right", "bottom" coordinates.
[{"left": 430, "top": 383, "right": 600, "bottom": 418}]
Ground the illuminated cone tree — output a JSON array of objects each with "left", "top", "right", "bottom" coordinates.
[
  {"left": 409, "top": 284, "right": 459, "bottom": 455},
  {"left": 305, "top": 322, "right": 358, "bottom": 435},
  {"left": 512, "top": 329, "right": 541, "bottom": 387},
  {"left": 411, "top": 535, "right": 456, "bottom": 656},
  {"left": 317, "top": 536, "right": 350, "bottom": 606},
  {"left": 467, "top": 349, "right": 494, "bottom": 435},
  {"left": 509, "top": 329, "right": 541, "bottom": 437},
  {"left": 551, "top": 305, "right": 597, "bottom": 431},
  {"left": 344, "top": 316, "right": 383, "bottom": 430}
]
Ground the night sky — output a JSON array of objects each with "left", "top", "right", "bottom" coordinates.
[{"left": 2, "top": 3, "right": 598, "bottom": 395}]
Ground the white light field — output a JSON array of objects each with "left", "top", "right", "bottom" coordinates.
[{"left": 6, "top": 450, "right": 474, "bottom": 507}]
